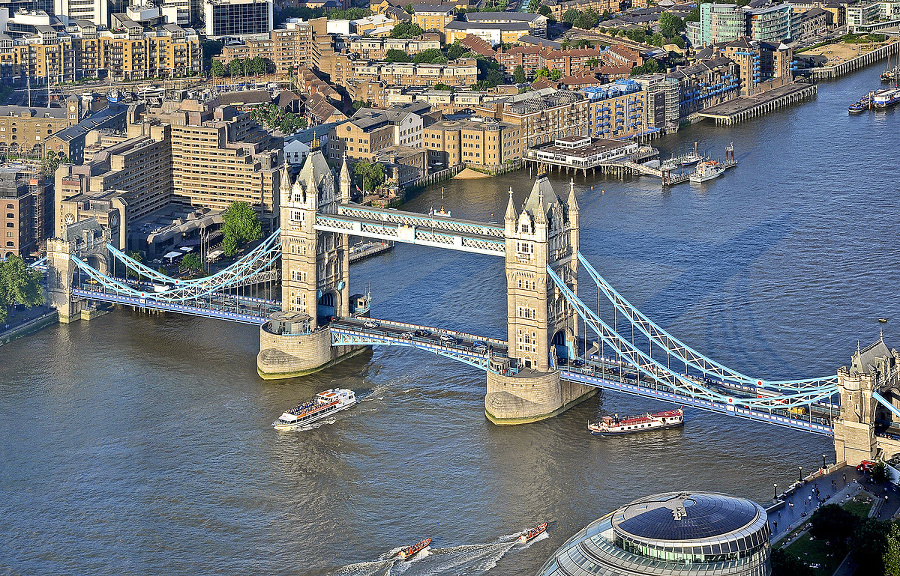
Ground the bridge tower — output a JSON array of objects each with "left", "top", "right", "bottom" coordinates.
[
  {"left": 257, "top": 151, "right": 363, "bottom": 379},
  {"left": 834, "top": 338, "right": 900, "bottom": 466},
  {"left": 485, "top": 176, "right": 595, "bottom": 424},
  {"left": 45, "top": 219, "right": 111, "bottom": 323}
]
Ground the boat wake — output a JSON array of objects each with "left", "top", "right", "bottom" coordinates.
[
  {"left": 516, "top": 530, "right": 549, "bottom": 549},
  {"left": 330, "top": 534, "right": 528, "bottom": 576},
  {"left": 361, "top": 383, "right": 390, "bottom": 402},
  {"left": 296, "top": 417, "right": 337, "bottom": 431}
]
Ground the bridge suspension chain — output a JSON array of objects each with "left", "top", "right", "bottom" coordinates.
[
  {"left": 74, "top": 230, "right": 282, "bottom": 303},
  {"left": 577, "top": 252, "right": 837, "bottom": 392},
  {"left": 548, "top": 266, "right": 837, "bottom": 410}
]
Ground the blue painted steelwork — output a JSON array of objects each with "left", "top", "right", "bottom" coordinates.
[
  {"left": 560, "top": 369, "right": 833, "bottom": 436},
  {"left": 330, "top": 325, "right": 496, "bottom": 370},
  {"left": 873, "top": 390, "right": 900, "bottom": 421},
  {"left": 73, "top": 288, "right": 272, "bottom": 324},
  {"left": 547, "top": 265, "right": 837, "bottom": 413}
]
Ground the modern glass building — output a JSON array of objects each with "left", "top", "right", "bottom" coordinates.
[{"left": 538, "top": 492, "right": 771, "bottom": 576}]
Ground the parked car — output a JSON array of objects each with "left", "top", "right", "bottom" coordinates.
[
  {"left": 401, "top": 331, "right": 414, "bottom": 339},
  {"left": 364, "top": 320, "right": 380, "bottom": 328},
  {"left": 414, "top": 329, "right": 431, "bottom": 337},
  {"left": 857, "top": 460, "right": 876, "bottom": 472},
  {"left": 439, "top": 334, "right": 457, "bottom": 343}
]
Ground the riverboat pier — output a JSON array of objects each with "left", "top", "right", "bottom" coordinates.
[{"left": 694, "top": 82, "right": 818, "bottom": 126}]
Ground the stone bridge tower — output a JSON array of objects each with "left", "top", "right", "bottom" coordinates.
[
  {"left": 834, "top": 337, "right": 900, "bottom": 465},
  {"left": 46, "top": 219, "right": 111, "bottom": 323},
  {"left": 485, "top": 176, "right": 595, "bottom": 424},
  {"left": 257, "top": 152, "right": 363, "bottom": 379}
]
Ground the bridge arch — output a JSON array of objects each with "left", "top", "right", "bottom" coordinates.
[
  {"left": 317, "top": 291, "right": 336, "bottom": 319},
  {"left": 86, "top": 253, "right": 109, "bottom": 276},
  {"left": 552, "top": 328, "right": 574, "bottom": 362}
]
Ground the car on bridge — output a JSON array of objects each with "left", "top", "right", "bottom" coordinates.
[
  {"left": 414, "top": 329, "right": 431, "bottom": 337},
  {"left": 401, "top": 331, "right": 414, "bottom": 339},
  {"left": 472, "top": 341, "right": 488, "bottom": 353},
  {"left": 439, "top": 334, "right": 457, "bottom": 344},
  {"left": 364, "top": 320, "right": 380, "bottom": 328}
]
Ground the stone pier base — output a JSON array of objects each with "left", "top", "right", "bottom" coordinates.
[
  {"left": 485, "top": 368, "right": 596, "bottom": 425},
  {"left": 257, "top": 325, "right": 366, "bottom": 379}
]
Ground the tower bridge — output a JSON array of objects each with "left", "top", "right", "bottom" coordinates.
[{"left": 42, "top": 150, "right": 900, "bottom": 466}]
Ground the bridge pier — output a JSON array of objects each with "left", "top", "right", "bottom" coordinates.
[
  {"left": 486, "top": 368, "right": 595, "bottom": 425},
  {"left": 257, "top": 314, "right": 367, "bottom": 379}
]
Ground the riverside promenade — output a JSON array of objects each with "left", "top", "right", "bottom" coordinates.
[{"left": 768, "top": 465, "right": 900, "bottom": 544}]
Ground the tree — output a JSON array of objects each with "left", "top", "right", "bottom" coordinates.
[
  {"left": 211, "top": 60, "right": 227, "bottom": 78},
  {"left": 659, "top": 11, "right": 685, "bottom": 36},
  {"left": 404, "top": 3, "right": 414, "bottom": 12},
  {"left": 433, "top": 83, "right": 454, "bottom": 91},
  {"left": 229, "top": 58, "right": 245, "bottom": 77},
  {"left": 390, "top": 21, "right": 424, "bottom": 38},
  {"left": 853, "top": 518, "right": 891, "bottom": 575},
  {"left": 352, "top": 100, "right": 372, "bottom": 111},
  {"left": 40, "top": 151, "right": 67, "bottom": 178},
  {"left": 575, "top": 8, "right": 600, "bottom": 29},
  {"left": 809, "top": 504, "right": 858, "bottom": 542},
  {"left": 770, "top": 548, "right": 814, "bottom": 576},
  {"left": 385, "top": 48, "right": 411, "bottom": 62},
  {"left": 248, "top": 56, "right": 266, "bottom": 75},
  {"left": 586, "top": 57, "right": 598, "bottom": 67},
  {"left": 126, "top": 250, "right": 143, "bottom": 279},
  {"left": 413, "top": 48, "right": 447, "bottom": 64},
  {"left": 873, "top": 461, "right": 891, "bottom": 483},
  {"left": 221, "top": 201, "right": 262, "bottom": 257},
  {"left": 563, "top": 8, "right": 579, "bottom": 23},
  {"left": 550, "top": 69, "right": 562, "bottom": 80},
  {"left": 353, "top": 160, "right": 385, "bottom": 195},
  {"left": 180, "top": 253, "right": 203, "bottom": 274},
  {"left": 0, "top": 255, "right": 45, "bottom": 324},
  {"left": 886, "top": 522, "right": 900, "bottom": 576},
  {"left": 528, "top": 0, "right": 540, "bottom": 12},
  {"left": 650, "top": 32, "right": 665, "bottom": 46},
  {"left": 534, "top": 67, "right": 550, "bottom": 78},
  {"left": 446, "top": 41, "right": 467, "bottom": 60},
  {"left": 538, "top": 5, "right": 552, "bottom": 17},
  {"left": 513, "top": 64, "right": 526, "bottom": 83}
]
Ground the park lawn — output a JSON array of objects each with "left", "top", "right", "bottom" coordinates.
[
  {"left": 782, "top": 533, "right": 844, "bottom": 576},
  {"left": 777, "top": 497, "right": 873, "bottom": 575},
  {"left": 843, "top": 495, "right": 873, "bottom": 519}
]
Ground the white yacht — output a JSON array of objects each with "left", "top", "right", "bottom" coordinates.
[{"left": 273, "top": 389, "right": 357, "bottom": 430}]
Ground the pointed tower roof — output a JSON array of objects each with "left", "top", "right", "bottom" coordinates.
[
  {"left": 567, "top": 178, "right": 579, "bottom": 213},
  {"left": 339, "top": 153, "right": 350, "bottom": 184},
  {"left": 505, "top": 187, "right": 516, "bottom": 222},
  {"left": 298, "top": 149, "right": 332, "bottom": 189},
  {"left": 524, "top": 176, "right": 559, "bottom": 218}
]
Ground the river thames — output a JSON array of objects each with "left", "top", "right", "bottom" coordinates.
[{"left": 2, "top": 63, "right": 899, "bottom": 575}]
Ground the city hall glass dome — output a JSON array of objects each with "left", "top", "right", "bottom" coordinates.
[{"left": 538, "top": 492, "right": 771, "bottom": 576}]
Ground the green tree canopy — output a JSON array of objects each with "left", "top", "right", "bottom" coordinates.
[
  {"left": 445, "top": 41, "right": 468, "bottom": 60},
  {"left": 390, "top": 21, "right": 424, "bottom": 38},
  {"left": 550, "top": 68, "right": 562, "bottom": 80},
  {"left": 126, "top": 250, "right": 143, "bottom": 279},
  {"left": 575, "top": 8, "right": 600, "bottom": 29},
  {"left": 385, "top": 48, "right": 411, "bottom": 62},
  {"left": 528, "top": 0, "right": 540, "bottom": 12},
  {"left": 221, "top": 201, "right": 262, "bottom": 257},
  {"left": 40, "top": 151, "right": 68, "bottom": 179},
  {"left": 211, "top": 60, "right": 227, "bottom": 77},
  {"left": 413, "top": 48, "right": 447, "bottom": 64},
  {"left": 229, "top": 58, "right": 245, "bottom": 77},
  {"left": 809, "top": 503, "right": 859, "bottom": 542},
  {"left": 513, "top": 64, "right": 526, "bottom": 83},
  {"left": 180, "top": 253, "right": 203, "bottom": 273},
  {"left": 0, "top": 255, "right": 45, "bottom": 324},
  {"left": 853, "top": 518, "right": 892, "bottom": 575},
  {"left": 433, "top": 83, "right": 454, "bottom": 91},
  {"left": 563, "top": 8, "right": 579, "bottom": 23},
  {"left": 353, "top": 160, "right": 385, "bottom": 194},
  {"left": 770, "top": 548, "right": 814, "bottom": 576},
  {"left": 538, "top": 5, "right": 552, "bottom": 17},
  {"left": 659, "top": 11, "right": 685, "bottom": 36}
]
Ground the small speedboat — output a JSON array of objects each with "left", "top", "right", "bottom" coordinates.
[
  {"left": 396, "top": 538, "right": 431, "bottom": 560},
  {"left": 518, "top": 522, "right": 548, "bottom": 543}
]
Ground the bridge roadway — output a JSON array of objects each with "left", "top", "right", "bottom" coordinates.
[
  {"left": 330, "top": 316, "right": 508, "bottom": 370},
  {"left": 314, "top": 204, "right": 506, "bottom": 257}
]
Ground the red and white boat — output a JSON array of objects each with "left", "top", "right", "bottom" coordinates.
[
  {"left": 396, "top": 538, "right": 431, "bottom": 560},
  {"left": 272, "top": 389, "right": 356, "bottom": 430},
  {"left": 588, "top": 408, "right": 684, "bottom": 436},
  {"left": 518, "top": 522, "right": 548, "bottom": 543}
]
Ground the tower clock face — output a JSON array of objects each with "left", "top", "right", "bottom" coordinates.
[
  {"left": 109, "top": 212, "right": 119, "bottom": 227},
  {"left": 64, "top": 213, "right": 75, "bottom": 225}
]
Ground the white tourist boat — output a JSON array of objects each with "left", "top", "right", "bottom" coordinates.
[
  {"left": 689, "top": 161, "right": 725, "bottom": 183},
  {"left": 273, "top": 388, "right": 357, "bottom": 430}
]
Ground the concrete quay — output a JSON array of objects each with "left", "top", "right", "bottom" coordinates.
[
  {"left": 800, "top": 40, "right": 900, "bottom": 81},
  {"left": 349, "top": 241, "right": 393, "bottom": 264},
  {"left": 695, "top": 82, "right": 818, "bottom": 126}
]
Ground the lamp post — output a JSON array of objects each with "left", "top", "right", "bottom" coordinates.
[
  {"left": 799, "top": 466, "right": 803, "bottom": 482},
  {"left": 774, "top": 483, "right": 778, "bottom": 500},
  {"left": 823, "top": 454, "right": 827, "bottom": 470}
]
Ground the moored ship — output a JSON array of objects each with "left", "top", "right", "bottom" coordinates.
[
  {"left": 396, "top": 538, "right": 431, "bottom": 560},
  {"left": 588, "top": 408, "right": 684, "bottom": 436},
  {"left": 873, "top": 88, "right": 900, "bottom": 109},
  {"left": 273, "top": 388, "right": 357, "bottom": 430},
  {"left": 689, "top": 161, "right": 724, "bottom": 183}
]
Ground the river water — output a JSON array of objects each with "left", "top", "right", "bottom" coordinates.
[{"left": 2, "top": 64, "right": 899, "bottom": 575}]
